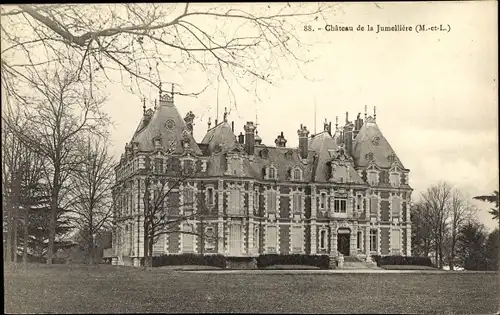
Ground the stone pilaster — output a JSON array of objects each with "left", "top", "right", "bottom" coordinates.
[
  {"left": 311, "top": 185, "right": 317, "bottom": 219},
  {"left": 218, "top": 180, "right": 224, "bottom": 216},
  {"left": 331, "top": 222, "right": 338, "bottom": 256},
  {"left": 365, "top": 225, "right": 371, "bottom": 262},
  {"left": 377, "top": 224, "right": 381, "bottom": 255},
  {"left": 406, "top": 225, "right": 411, "bottom": 256},
  {"left": 351, "top": 221, "right": 358, "bottom": 256}
]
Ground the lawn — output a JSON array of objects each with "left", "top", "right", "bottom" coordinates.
[{"left": 4, "top": 263, "right": 499, "bottom": 314}]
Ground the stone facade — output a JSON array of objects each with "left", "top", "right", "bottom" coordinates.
[{"left": 111, "top": 93, "right": 412, "bottom": 266}]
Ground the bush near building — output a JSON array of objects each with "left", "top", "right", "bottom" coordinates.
[
  {"left": 371, "top": 255, "right": 432, "bottom": 267},
  {"left": 257, "top": 254, "right": 330, "bottom": 269},
  {"left": 141, "top": 254, "right": 331, "bottom": 269}
]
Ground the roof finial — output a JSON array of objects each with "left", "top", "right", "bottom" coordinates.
[
  {"left": 207, "top": 117, "right": 212, "bottom": 130},
  {"left": 223, "top": 107, "right": 228, "bottom": 122},
  {"left": 345, "top": 111, "right": 349, "bottom": 124},
  {"left": 373, "top": 106, "right": 377, "bottom": 122},
  {"left": 154, "top": 99, "right": 157, "bottom": 109},
  {"left": 143, "top": 98, "right": 146, "bottom": 114},
  {"left": 171, "top": 83, "right": 174, "bottom": 102},
  {"left": 364, "top": 105, "right": 367, "bottom": 120},
  {"left": 158, "top": 82, "right": 162, "bottom": 100},
  {"left": 335, "top": 116, "right": 338, "bottom": 130}
]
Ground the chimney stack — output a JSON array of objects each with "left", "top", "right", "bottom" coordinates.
[
  {"left": 297, "top": 124, "right": 310, "bottom": 159},
  {"left": 238, "top": 132, "right": 245, "bottom": 144},
  {"left": 231, "top": 121, "right": 234, "bottom": 132},
  {"left": 244, "top": 122, "right": 256, "bottom": 155},
  {"left": 184, "top": 111, "right": 195, "bottom": 135},
  {"left": 274, "top": 131, "right": 287, "bottom": 147},
  {"left": 343, "top": 123, "right": 354, "bottom": 156}
]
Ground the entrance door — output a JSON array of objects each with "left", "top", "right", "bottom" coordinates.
[{"left": 337, "top": 233, "right": 350, "bottom": 256}]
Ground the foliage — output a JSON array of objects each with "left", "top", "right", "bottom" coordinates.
[
  {"left": 484, "top": 229, "right": 499, "bottom": 271},
  {"left": 256, "top": 254, "right": 330, "bottom": 269},
  {"left": 455, "top": 221, "right": 488, "bottom": 270}
]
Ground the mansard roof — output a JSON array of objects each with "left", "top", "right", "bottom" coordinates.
[
  {"left": 131, "top": 95, "right": 202, "bottom": 155},
  {"left": 201, "top": 120, "right": 238, "bottom": 154},
  {"left": 309, "top": 131, "right": 338, "bottom": 182},
  {"left": 352, "top": 116, "right": 405, "bottom": 169}
]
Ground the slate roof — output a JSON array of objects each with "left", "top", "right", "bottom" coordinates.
[
  {"left": 352, "top": 116, "right": 405, "bottom": 169},
  {"left": 131, "top": 96, "right": 203, "bottom": 155}
]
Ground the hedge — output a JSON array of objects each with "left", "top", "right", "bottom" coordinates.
[
  {"left": 257, "top": 254, "right": 330, "bottom": 269},
  {"left": 371, "top": 255, "right": 432, "bottom": 267},
  {"left": 149, "top": 254, "right": 226, "bottom": 268}
]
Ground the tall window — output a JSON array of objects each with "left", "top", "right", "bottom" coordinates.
[
  {"left": 291, "top": 226, "right": 303, "bottom": 253},
  {"left": 183, "top": 187, "right": 194, "bottom": 214},
  {"left": 254, "top": 189, "right": 259, "bottom": 211},
  {"left": 319, "top": 192, "right": 327, "bottom": 210},
  {"left": 229, "top": 188, "right": 241, "bottom": 215},
  {"left": 206, "top": 187, "right": 215, "bottom": 207},
  {"left": 254, "top": 226, "right": 260, "bottom": 250},
  {"left": 154, "top": 158, "right": 164, "bottom": 174},
  {"left": 334, "top": 197, "right": 347, "bottom": 213},
  {"left": 267, "top": 190, "right": 277, "bottom": 213},
  {"left": 357, "top": 231, "right": 362, "bottom": 249},
  {"left": 182, "top": 224, "right": 194, "bottom": 253},
  {"left": 319, "top": 230, "right": 327, "bottom": 250},
  {"left": 370, "top": 196, "right": 378, "bottom": 216},
  {"left": 391, "top": 229, "right": 401, "bottom": 252},
  {"left": 392, "top": 197, "right": 401, "bottom": 217},
  {"left": 204, "top": 226, "right": 215, "bottom": 251},
  {"left": 266, "top": 226, "right": 278, "bottom": 253},
  {"left": 370, "top": 229, "right": 377, "bottom": 252},
  {"left": 292, "top": 193, "right": 302, "bottom": 215},
  {"left": 356, "top": 195, "right": 362, "bottom": 211}
]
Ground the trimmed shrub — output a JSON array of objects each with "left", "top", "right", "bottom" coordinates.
[
  {"left": 257, "top": 254, "right": 330, "bottom": 269},
  {"left": 151, "top": 254, "right": 226, "bottom": 268},
  {"left": 376, "top": 255, "right": 432, "bottom": 267},
  {"left": 225, "top": 256, "right": 257, "bottom": 269}
]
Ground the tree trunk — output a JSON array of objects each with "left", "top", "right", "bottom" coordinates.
[
  {"left": 47, "top": 183, "right": 59, "bottom": 265},
  {"left": 23, "top": 205, "right": 29, "bottom": 268},
  {"left": 148, "top": 236, "right": 153, "bottom": 268},
  {"left": 13, "top": 208, "right": 18, "bottom": 263},
  {"left": 5, "top": 206, "right": 12, "bottom": 263}
]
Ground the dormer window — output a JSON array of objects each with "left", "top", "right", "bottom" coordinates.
[
  {"left": 285, "top": 150, "right": 294, "bottom": 160},
  {"left": 388, "top": 152, "right": 396, "bottom": 164},
  {"left": 390, "top": 172, "right": 401, "bottom": 187},
  {"left": 293, "top": 167, "right": 302, "bottom": 181},
  {"left": 259, "top": 149, "right": 269, "bottom": 159},
  {"left": 267, "top": 165, "right": 277, "bottom": 180},
  {"left": 367, "top": 171, "right": 378, "bottom": 186},
  {"left": 366, "top": 151, "right": 374, "bottom": 162},
  {"left": 153, "top": 136, "right": 162, "bottom": 148}
]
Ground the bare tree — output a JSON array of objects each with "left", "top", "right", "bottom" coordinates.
[
  {"left": 67, "top": 136, "right": 116, "bottom": 264},
  {"left": 2, "top": 66, "right": 109, "bottom": 264},
  {"left": 1, "top": 3, "right": 334, "bottom": 106},
  {"left": 420, "top": 181, "right": 453, "bottom": 269},
  {"left": 446, "top": 189, "right": 477, "bottom": 270},
  {"left": 411, "top": 202, "right": 433, "bottom": 257}
]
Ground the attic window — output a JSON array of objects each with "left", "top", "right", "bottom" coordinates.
[
  {"left": 366, "top": 152, "right": 374, "bottom": 162},
  {"left": 372, "top": 136, "right": 380, "bottom": 146},
  {"left": 285, "top": 150, "right": 293, "bottom": 160},
  {"left": 260, "top": 149, "right": 269, "bottom": 159}
]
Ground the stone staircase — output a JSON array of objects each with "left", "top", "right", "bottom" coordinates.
[{"left": 341, "top": 256, "right": 380, "bottom": 270}]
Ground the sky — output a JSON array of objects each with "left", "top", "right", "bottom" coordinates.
[{"left": 97, "top": 2, "right": 498, "bottom": 230}]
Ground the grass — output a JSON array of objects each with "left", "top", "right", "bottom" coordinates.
[{"left": 4, "top": 263, "right": 499, "bottom": 314}]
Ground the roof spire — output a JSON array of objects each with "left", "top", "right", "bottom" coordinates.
[
  {"left": 335, "top": 116, "right": 338, "bottom": 130},
  {"left": 364, "top": 105, "right": 367, "bottom": 120},
  {"left": 223, "top": 107, "right": 228, "bottom": 122},
  {"left": 373, "top": 106, "right": 377, "bottom": 122},
  {"left": 143, "top": 98, "right": 146, "bottom": 114},
  {"left": 171, "top": 83, "right": 174, "bottom": 102},
  {"left": 207, "top": 117, "right": 212, "bottom": 130}
]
